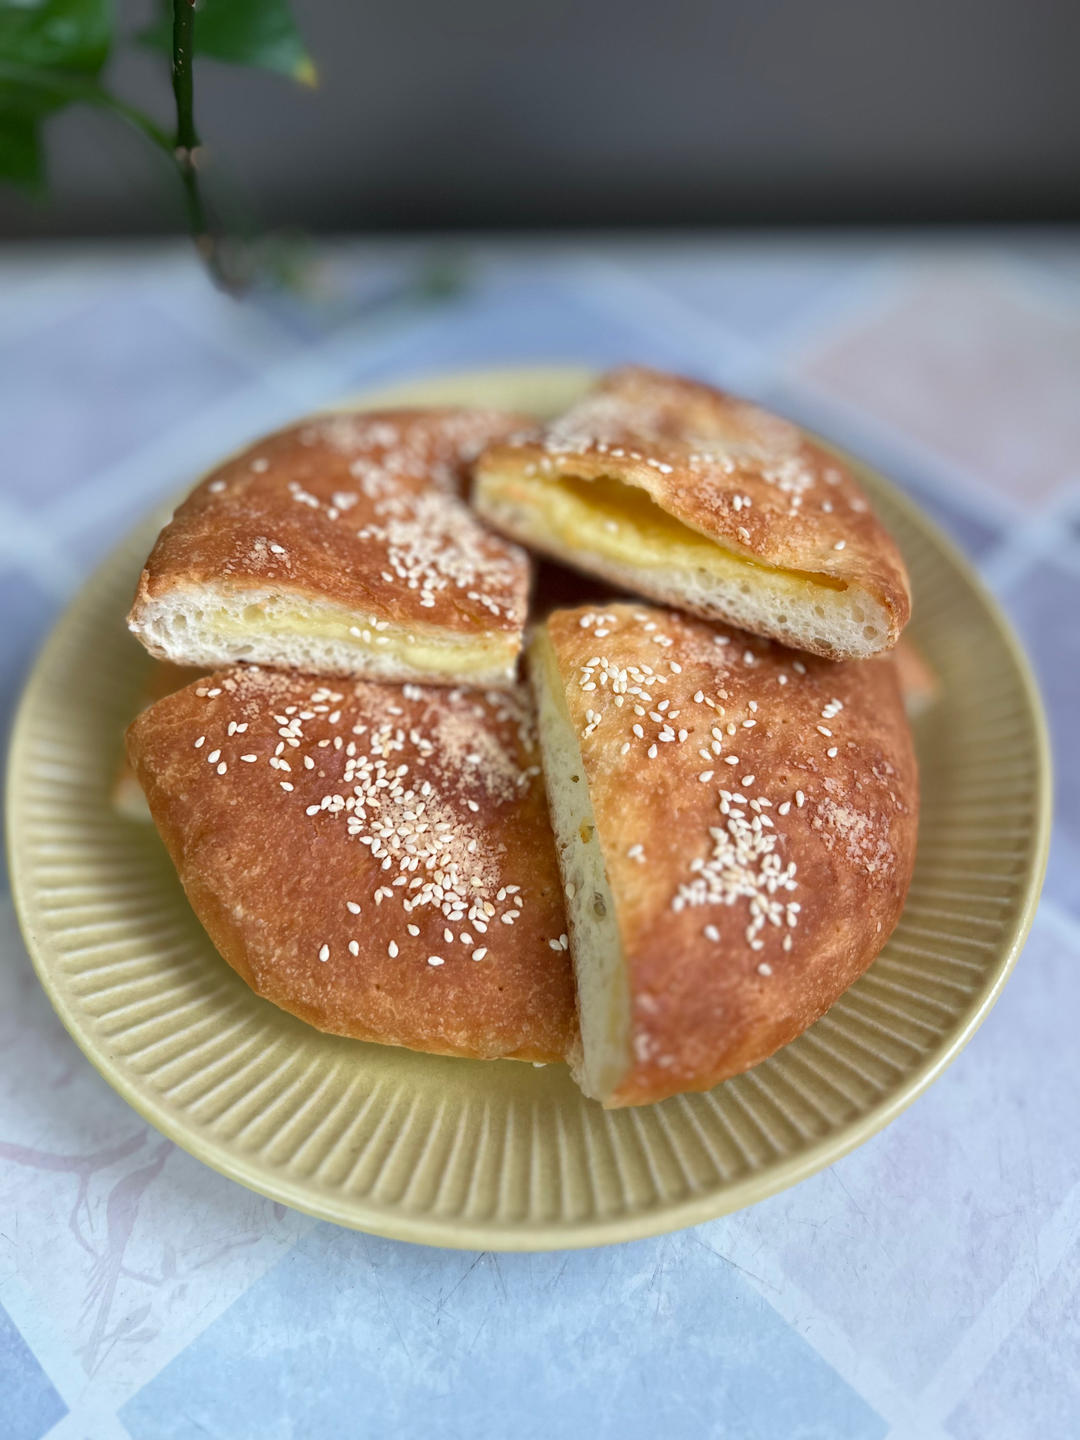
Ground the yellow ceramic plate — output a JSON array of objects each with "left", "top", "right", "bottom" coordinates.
[{"left": 7, "top": 367, "right": 1050, "bottom": 1251}]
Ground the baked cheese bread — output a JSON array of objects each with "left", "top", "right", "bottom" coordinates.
[
  {"left": 530, "top": 601, "right": 918, "bottom": 1106},
  {"left": 126, "top": 666, "right": 576, "bottom": 1062},
  {"left": 129, "top": 408, "right": 534, "bottom": 687},
  {"left": 475, "top": 367, "right": 911, "bottom": 660}
]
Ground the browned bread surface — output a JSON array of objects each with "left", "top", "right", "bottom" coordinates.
[
  {"left": 128, "top": 408, "right": 535, "bottom": 684},
  {"left": 126, "top": 666, "right": 576, "bottom": 1062},
  {"left": 477, "top": 367, "right": 911, "bottom": 658},
  {"left": 535, "top": 601, "right": 918, "bottom": 1106},
  {"left": 112, "top": 661, "right": 207, "bottom": 819}
]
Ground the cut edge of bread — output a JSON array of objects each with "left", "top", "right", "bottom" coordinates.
[
  {"left": 528, "top": 625, "right": 630, "bottom": 1104},
  {"left": 127, "top": 582, "right": 521, "bottom": 688},
  {"left": 476, "top": 471, "right": 898, "bottom": 661}
]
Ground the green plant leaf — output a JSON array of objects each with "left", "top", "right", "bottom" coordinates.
[
  {"left": 138, "top": 0, "right": 316, "bottom": 86},
  {"left": 0, "top": 0, "right": 113, "bottom": 121},
  {"left": 0, "top": 0, "right": 112, "bottom": 76},
  {"left": 0, "top": 106, "right": 44, "bottom": 188}
]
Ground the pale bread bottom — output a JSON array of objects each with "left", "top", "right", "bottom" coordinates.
[
  {"left": 476, "top": 472, "right": 894, "bottom": 661},
  {"left": 128, "top": 585, "right": 520, "bottom": 687},
  {"left": 529, "top": 628, "right": 629, "bottom": 1103}
]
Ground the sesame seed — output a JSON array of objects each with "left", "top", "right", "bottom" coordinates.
[
  {"left": 388, "top": 941, "right": 398, "bottom": 957},
  {"left": 704, "top": 924, "right": 721, "bottom": 942},
  {"left": 346, "top": 901, "right": 361, "bottom": 914},
  {"left": 348, "top": 941, "right": 359, "bottom": 956},
  {"left": 318, "top": 944, "right": 330, "bottom": 961},
  {"left": 742, "top": 775, "right": 755, "bottom": 786},
  {"left": 471, "top": 947, "right": 487, "bottom": 961},
  {"left": 217, "top": 762, "right": 228, "bottom": 775},
  {"left": 778, "top": 800, "right": 791, "bottom": 815},
  {"left": 796, "top": 790, "right": 805, "bottom": 807},
  {"left": 240, "top": 753, "right": 257, "bottom": 763},
  {"left": 827, "top": 746, "right": 839, "bottom": 758},
  {"left": 206, "top": 749, "right": 220, "bottom": 764},
  {"left": 757, "top": 962, "right": 773, "bottom": 976},
  {"left": 833, "top": 540, "right": 846, "bottom": 551},
  {"left": 724, "top": 755, "right": 740, "bottom": 765},
  {"left": 194, "top": 735, "right": 205, "bottom": 749},
  {"left": 698, "top": 771, "right": 714, "bottom": 782},
  {"left": 427, "top": 955, "right": 444, "bottom": 967},
  {"left": 407, "top": 924, "right": 420, "bottom": 936},
  {"left": 279, "top": 780, "right": 292, "bottom": 790}
]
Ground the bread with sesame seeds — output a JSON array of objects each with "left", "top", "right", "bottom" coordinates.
[
  {"left": 128, "top": 408, "right": 535, "bottom": 688},
  {"left": 529, "top": 602, "right": 918, "bottom": 1107},
  {"left": 125, "top": 667, "right": 576, "bottom": 1062},
  {"left": 474, "top": 367, "right": 911, "bottom": 660}
]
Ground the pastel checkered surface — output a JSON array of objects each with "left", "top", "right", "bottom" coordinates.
[{"left": 0, "top": 240, "right": 1076, "bottom": 1439}]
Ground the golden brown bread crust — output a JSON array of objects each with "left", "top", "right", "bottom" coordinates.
[
  {"left": 128, "top": 407, "right": 535, "bottom": 671},
  {"left": 478, "top": 367, "right": 911, "bottom": 656},
  {"left": 540, "top": 602, "right": 918, "bottom": 1105},
  {"left": 112, "top": 661, "right": 207, "bottom": 819},
  {"left": 126, "top": 666, "right": 575, "bottom": 1062}
]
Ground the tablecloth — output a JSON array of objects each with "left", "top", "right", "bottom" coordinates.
[{"left": 1, "top": 232, "right": 1078, "bottom": 1440}]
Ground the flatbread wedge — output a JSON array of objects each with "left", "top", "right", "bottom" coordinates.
[
  {"left": 530, "top": 601, "right": 918, "bottom": 1106},
  {"left": 475, "top": 367, "right": 911, "bottom": 660},
  {"left": 129, "top": 408, "right": 534, "bottom": 687},
  {"left": 126, "top": 667, "right": 575, "bottom": 1062}
]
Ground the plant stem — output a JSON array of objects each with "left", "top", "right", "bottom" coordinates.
[
  {"left": 170, "top": 0, "right": 245, "bottom": 291},
  {"left": 3, "top": 8, "right": 248, "bottom": 294},
  {"left": 171, "top": 0, "right": 199, "bottom": 154}
]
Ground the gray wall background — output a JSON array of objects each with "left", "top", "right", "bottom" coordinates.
[{"left": 3, "top": 0, "right": 1078, "bottom": 238}]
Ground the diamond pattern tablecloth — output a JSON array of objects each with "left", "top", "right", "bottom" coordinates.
[{"left": 2, "top": 234, "right": 1078, "bottom": 1440}]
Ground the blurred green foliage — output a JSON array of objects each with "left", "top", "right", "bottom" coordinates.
[{"left": 0, "top": 0, "right": 313, "bottom": 189}]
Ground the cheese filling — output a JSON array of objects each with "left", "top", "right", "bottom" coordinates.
[
  {"left": 195, "top": 605, "right": 511, "bottom": 674},
  {"left": 493, "top": 470, "right": 846, "bottom": 598}
]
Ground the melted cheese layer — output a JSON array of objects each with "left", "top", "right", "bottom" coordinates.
[
  {"left": 511, "top": 472, "right": 845, "bottom": 596},
  {"left": 210, "top": 607, "right": 510, "bottom": 675}
]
